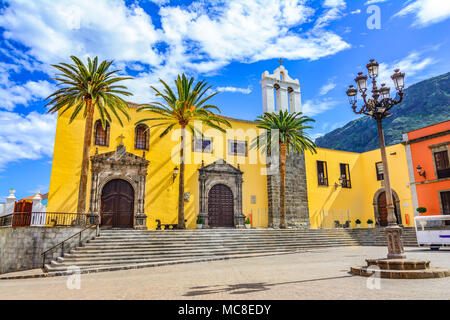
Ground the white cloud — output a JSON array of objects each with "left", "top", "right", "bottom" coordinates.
[
  {"left": 0, "top": 0, "right": 352, "bottom": 106},
  {"left": 0, "top": 0, "right": 161, "bottom": 67},
  {"left": 0, "top": 111, "right": 56, "bottom": 170},
  {"left": 0, "top": 62, "right": 54, "bottom": 110},
  {"left": 217, "top": 86, "right": 252, "bottom": 94},
  {"left": 395, "top": 0, "right": 450, "bottom": 27},
  {"left": 364, "top": 0, "right": 388, "bottom": 5},
  {"left": 0, "top": 0, "right": 355, "bottom": 167},
  {"left": 302, "top": 98, "right": 339, "bottom": 117},
  {"left": 376, "top": 51, "right": 437, "bottom": 87},
  {"left": 319, "top": 79, "right": 337, "bottom": 95},
  {"left": 350, "top": 9, "right": 361, "bottom": 15},
  {"left": 314, "top": 0, "right": 346, "bottom": 30}
]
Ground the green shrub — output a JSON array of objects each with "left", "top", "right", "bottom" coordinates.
[
  {"left": 367, "top": 219, "right": 374, "bottom": 224},
  {"left": 245, "top": 217, "right": 251, "bottom": 225},
  {"left": 196, "top": 217, "right": 203, "bottom": 224},
  {"left": 355, "top": 219, "right": 361, "bottom": 224},
  {"left": 416, "top": 207, "right": 427, "bottom": 215}
]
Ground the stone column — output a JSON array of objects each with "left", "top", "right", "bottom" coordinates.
[
  {"left": 5, "top": 190, "right": 16, "bottom": 215},
  {"left": 234, "top": 174, "right": 245, "bottom": 228},
  {"left": 198, "top": 173, "right": 209, "bottom": 228}
]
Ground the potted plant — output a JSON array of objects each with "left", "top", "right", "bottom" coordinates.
[
  {"left": 245, "top": 217, "right": 251, "bottom": 229},
  {"left": 355, "top": 219, "right": 361, "bottom": 228},
  {"left": 196, "top": 216, "right": 203, "bottom": 229},
  {"left": 367, "top": 219, "right": 374, "bottom": 228},
  {"left": 417, "top": 207, "right": 427, "bottom": 216}
]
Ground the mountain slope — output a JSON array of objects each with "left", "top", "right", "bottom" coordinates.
[{"left": 315, "top": 72, "right": 450, "bottom": 153}]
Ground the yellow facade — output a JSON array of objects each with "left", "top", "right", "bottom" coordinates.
[
  {"left": 305, "top": 144, "right": 415, "bottom": 229},
  {"left": 48, "top": 105, "right": 414, "bottom": 230},
  {"left": 47, "top": 106, "right": 269, "bottom": 229}
]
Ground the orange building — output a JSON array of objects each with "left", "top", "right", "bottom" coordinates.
[{"left": 403, "top": 121, "right": 450, "bottom": 216}]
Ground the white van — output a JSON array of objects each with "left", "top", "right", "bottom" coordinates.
[{"left": 414, "top": 215, "right": 450, "bottom": 250}]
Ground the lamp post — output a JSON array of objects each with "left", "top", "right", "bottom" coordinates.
[{"left": 346, "top": 59, "right": 406, "bottom": 260}]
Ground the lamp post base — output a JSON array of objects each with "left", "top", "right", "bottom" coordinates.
[{"left": 385, "top": 225, "right": 406, "bottom": 260}]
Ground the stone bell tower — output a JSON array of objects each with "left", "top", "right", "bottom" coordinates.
[{"left": 261, "top": 63, "right": 310, "bottom": 228}]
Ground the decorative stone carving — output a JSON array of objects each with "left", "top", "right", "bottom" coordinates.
[
  {"left": 88, "top": 145, "right": 149, "bottom": 230},
  {"left": 198, "top": 159, "right": 245, "bottom": 228}
]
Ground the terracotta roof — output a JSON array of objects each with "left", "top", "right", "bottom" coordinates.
[{"left": 20, "top": 193, "right": 48, "bottom": 201}]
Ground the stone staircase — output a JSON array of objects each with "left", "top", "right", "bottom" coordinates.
[
  {"left": 43, "top": 228, "right": 418, "bottom": 276},
  {"left": 347, "top": 227, "right": 417, "bottom": 247}
]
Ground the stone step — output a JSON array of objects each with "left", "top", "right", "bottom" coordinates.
[
  {"left": 54, "top": 247, "right": 310, "bottom": 267},
  {"left": 76, "top": 240, "right": 360, "bottom": 251},
  {"left": 44, "top": 250, "right": 305, "bottom": 274},
  {"left": 63, "top": 243, "right": 358, "bottom": 262},
  {"left": 69, "top": 241, "right": 358, "bottom": 255},
  {"left": 94, "top": 233, "right": 358, "bottom": 239},
  {"left": 42, "top": 228, "right": 418, "bottom": 276},
  {"left": 85, "top": 239, "right": 359, "bottom": 246}
]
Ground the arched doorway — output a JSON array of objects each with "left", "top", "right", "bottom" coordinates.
[
  {"left": 101, "top": 179, "right": 134, "bottom": 228},
  {"left": 208, "top": 184, "right": 234, "bottom": 228},
  {"left": 377, "top": 191, "right": 401, "bottom": 227}
]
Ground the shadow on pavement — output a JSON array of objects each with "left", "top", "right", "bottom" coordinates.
[{"left": 184, "top": 275, "right": 354, "bottom": 296}]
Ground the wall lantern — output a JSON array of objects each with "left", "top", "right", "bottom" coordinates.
[
  {"left": 173, "top": 166, "right": 179, "bottom": 182},
  {"left": 334, "top": 176, "right": 346, "bottom": 189},
  {"left": 416, "top": 165, "right": 426, "bottom": 179}
]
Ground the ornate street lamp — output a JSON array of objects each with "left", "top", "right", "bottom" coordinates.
[{"left": 346, "top": 59, "right": 406, "bottom": 260}]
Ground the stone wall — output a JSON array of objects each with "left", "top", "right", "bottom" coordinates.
[
  {"left": 267, "top": 152, "right": 310, "bottom": 228},
  {"left": 0, "top": 227, "right": 97, "bottom": 274}
]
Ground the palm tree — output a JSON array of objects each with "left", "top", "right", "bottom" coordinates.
[
  {"left": 253, "top": 110, "right": 317, "bottom": 229},
  {"left": 137, "top": 74, "right": 231, "bottom": 229},
  {"left": 46, "top": 56, "right": 133, "bottom": 214}
]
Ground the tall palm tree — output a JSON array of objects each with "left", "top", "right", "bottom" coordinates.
[
  {"left": 46, "top": 56, "right": 133, "bottom": 214},
  {"left": 137, "top": 74, "right": 231, "bottom": 229},
  {"left": 253, "top": 110, "right": 317, "bottom": 229}
]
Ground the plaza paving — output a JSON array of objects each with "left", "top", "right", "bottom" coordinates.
[{"left": 0, "top": 246, "right": 449, "bottom": 300}]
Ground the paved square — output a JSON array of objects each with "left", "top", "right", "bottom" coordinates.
[{"left": 0, "top": 246, "right": 449, "bottom": 300}]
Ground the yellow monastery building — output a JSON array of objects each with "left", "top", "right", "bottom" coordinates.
[{"left": 47, "top": 66, "right": 415, "bottom": 230}]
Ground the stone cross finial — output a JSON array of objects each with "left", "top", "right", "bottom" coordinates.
[
  {"left": 118, "top": 134, "right": 125, "bottom": 145},
  {"left": 279, "top": 58, "right": 283, "bottom": 66}
]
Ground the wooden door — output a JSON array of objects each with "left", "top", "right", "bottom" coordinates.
[
  {"left": 208, "top": 184, "right": 234, "bottom": 228},
  {"left": 101, "top": 179, "right": 134, "bottom": 228},
  {"left": 12, "top": 201, "right": 32, "bottom": 227},
  {"left": 378, "top": 192, "right": 399, "bottom": 226}
]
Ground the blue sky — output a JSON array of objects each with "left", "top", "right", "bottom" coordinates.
[{"left": 0, "top": 0, "right": 449, "bottom": 200}]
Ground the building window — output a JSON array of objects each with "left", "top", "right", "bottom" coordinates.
[
  {"left": 193, "top": 137, "right": 213, "bottom": 153},
  {"left": 434, "top": 150, "right": 450, "bottom": 179},
  {"left": 228, "top": 140, "right": 248, "bottom": 157},
  {"left": 441, "top": 191, "right": 450, "bottom": 215},
  {"left": 135, "top": 124, "right": 149, "bottom": 150},
  {"left": 94, "top": 120, "right": 110, "bottom": 147},
  {"left": 340, "top": 163, "right": 351, "bottom": 188},
  {"left": 375, "top": 162, "right": 384, "bottom": 181},
  {"left": 317, "top": 161, "right": 328, "bottom": 186}
]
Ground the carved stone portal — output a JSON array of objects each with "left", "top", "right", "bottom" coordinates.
[
  {"left": 88, "top": 145, "right": 149, "bottom": 229},
  {"left": 198, "top": 160, "right": 245, "bottom": 228}
]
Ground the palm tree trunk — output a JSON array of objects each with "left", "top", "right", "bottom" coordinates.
[
  {"left": 76, "top": 99, "right": 94, "bottom": 214},
  {"left": 279, "top": 142, "right": 287, "bottom": 229},
  {"left": 177, "top": 126, "right": 186, "bottom": 229}
]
